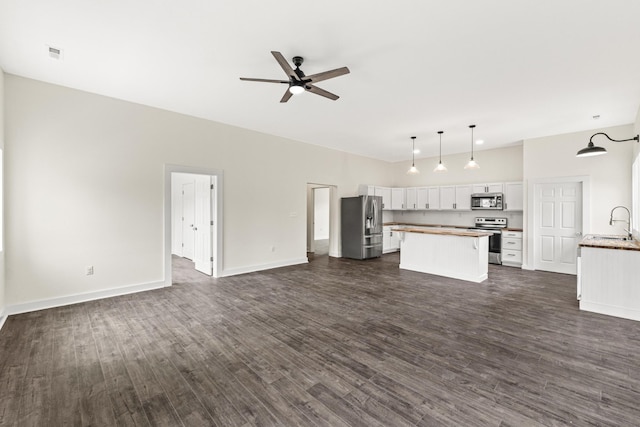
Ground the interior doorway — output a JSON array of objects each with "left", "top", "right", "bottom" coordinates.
[
  {"left": 165, "top": 165, "right": 223, "bottom": 283},
  {"left": 307, "top": 183, "right": 338, "bottom": 258}
]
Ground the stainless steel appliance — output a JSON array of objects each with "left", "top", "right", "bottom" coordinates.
[
  {"left": 469, "top": 217, "right": 507, "bottom": 264},
  {"left": 341, "top": 195, "right": 383, "bottom": 259},
  {"left": 471, "top": 193, "right": 503, "bottom": 210}
]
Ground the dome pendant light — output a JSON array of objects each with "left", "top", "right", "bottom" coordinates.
[
  {"left": 407, "top": 136, "right": 420, "bottom": 175},
  {"left": 576, "top": 132, "right": 639, "bottom": 157},
  {"left": 464, "top": 124, "right": 480, "bottom": 170},
  {"left": 434, "top": 131, "right": 447, "bottom": 173}
]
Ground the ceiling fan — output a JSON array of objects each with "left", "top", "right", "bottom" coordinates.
[{"left": 240, "top": 51, "right": 350, "bottom": 103}]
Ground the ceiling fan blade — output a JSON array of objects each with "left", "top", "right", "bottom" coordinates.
[
  {"left": 306, "top": 84, "right": 339, "bottom": 100},
  {"left": 239, "top": 77, "right": 289, "bottom": 84},
  {"left": 303, "top": 67, "right": 350, "bottom": 84},
  {"left": 271, "top": 51, "right": 299, "bottom": 81},
  {"left": 280, "top": 89, "right": 293, "bottom": 103}
]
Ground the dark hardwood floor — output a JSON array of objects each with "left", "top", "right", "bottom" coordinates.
[{"left": 1, "top": 253, "right": 640, "bottom": 426}]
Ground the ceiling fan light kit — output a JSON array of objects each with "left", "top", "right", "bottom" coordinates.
[
  {"left": 576, "top": 132, "right": 639, "bottom": 157},
  {"left": 240, "top": 51, "right": 350, "bottom": 103}
]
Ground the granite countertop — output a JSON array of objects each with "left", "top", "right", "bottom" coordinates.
[
  {"left": 579, "top": 234, "right": 640, "bottom": 251},
  {"left": 391, "top": 227, "right": 492, "bottom": 238}
]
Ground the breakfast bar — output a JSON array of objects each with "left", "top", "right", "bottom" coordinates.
[{"left": 393, "top": 228, "right": 492, "bottom": 283}]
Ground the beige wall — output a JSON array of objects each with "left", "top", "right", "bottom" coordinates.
[
  {"left": 4, "top": 75, "right": 390, "bottom": 308},
  {"left": 522, "top": 123, "right": 635, "bottom": 268},
  {"left": 391, "top": 145, "right": 523, "bottom": 187}
]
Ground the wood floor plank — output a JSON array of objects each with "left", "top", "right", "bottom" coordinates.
[{"left": 2, "top": 254, "right": 640, "bottom": 426}]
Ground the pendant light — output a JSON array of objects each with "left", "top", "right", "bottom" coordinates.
[
  {"left": 407, "top": 136, "right": 420, "bottom": 174},
  {"left": 576, "top": 132, "right": 639, "bottom": 157},
  {"left": 464, "top": 124, "right": 480, "bottom": 170},
  {"left": 433, "top": 131, "right": 447, "bottom": 173}
]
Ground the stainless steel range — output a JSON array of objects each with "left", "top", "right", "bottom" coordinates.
[{"left": 469, "top": 217, "right": 507, "bottom": 265}]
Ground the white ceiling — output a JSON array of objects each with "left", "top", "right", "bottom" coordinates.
[{"left": 1, "top": 0, "right": 640, "bottom": 162}]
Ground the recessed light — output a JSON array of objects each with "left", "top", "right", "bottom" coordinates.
[{"left": 475, "top": 139, "right": 484, "bottom": 145}]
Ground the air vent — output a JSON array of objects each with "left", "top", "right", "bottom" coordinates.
[{"left": 47, "top": 45, "right": 63, "bottom": 60}]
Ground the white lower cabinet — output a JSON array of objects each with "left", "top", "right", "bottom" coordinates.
[
  {"left": 383, "top": 226, "right": 400, "bottom": 253},
  {"left": 501, "top": 231, "right": 522, "bottom": 267}
]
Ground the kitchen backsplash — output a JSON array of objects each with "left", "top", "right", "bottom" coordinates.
[{"left": 391, "top": 210, "right": 524, "bottom": 229}]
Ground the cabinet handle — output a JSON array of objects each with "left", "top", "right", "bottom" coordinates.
[
  {"left": 507, "top": 253, "right": 515, "bottom": 257},
  {"left": 505, "top": 202, "right": 508, "bottom": 210},
  {"left": 507, "top": 242, "right": 515, "bottom": 244},
  {"left": 413, "top": 203, "right": 416, "bottom": 209},
  {"left": 426, "top": 203, "right": 429, "bottom": 209}
]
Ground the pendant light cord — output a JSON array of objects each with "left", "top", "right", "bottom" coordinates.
[{"left": 469, "top": 125, "right": 476, "bottom": 160}]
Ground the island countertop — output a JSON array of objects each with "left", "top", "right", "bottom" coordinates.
[
  {"left": 392, "top": 227, "right": 492, "bottom": 238},
  {"left": 579, "top": 234, "right": 640, "bottom": 251}
]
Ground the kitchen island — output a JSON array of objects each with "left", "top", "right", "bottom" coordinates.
[
  {"left": 393, "top": 228, "right": 491, "bottom": 283},
  {"left": 578, "top": 234, "right": 640, "bottom": 321}
]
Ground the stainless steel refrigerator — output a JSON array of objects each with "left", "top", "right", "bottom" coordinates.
[{"left": 341, "top": 195, "right": 383, "bottom": 259}]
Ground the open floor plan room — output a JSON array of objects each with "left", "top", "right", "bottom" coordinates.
[{"left": 1, "top": 254, "right": 639, "bottom": 426}]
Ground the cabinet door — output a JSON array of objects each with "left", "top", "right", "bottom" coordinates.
[
  {"left": 391, "top": 188, "right": 406, "bottom": 210},
  {"left": 427, "top": 187, "right": 440, "bottom": 210},
  {"left": 375, "top": 187, "right": 392, "bottom": 210},
  {"left": 439, "top": 186, "right": 456, "bottom": 210},
  {"left": 504, "top": 182, "right": 523, "bottom": 211},
  {"left": 405, "top": 187, "right": 417, "bottom": 210},
  {"left": 472, "top": 184, "right": 487, "bottom": 194},
  {"left": 358, "top": 185, "right": 375, "bottom": 196},
  {"left": 416, "top": 187, "right": 428, "bottom": 210},
  {"left": 382, "top": 226, "right": 391, "bottom": 252},
  {"left": 455, "top": 185, "right": 472, "bottom": 210},
  {"left": 487, "top": 183, "right": 504, "bottom": 193}
]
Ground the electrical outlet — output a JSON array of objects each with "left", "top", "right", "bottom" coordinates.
[{"left": 86, "top": 266, "right": 94, "bottom": 276}]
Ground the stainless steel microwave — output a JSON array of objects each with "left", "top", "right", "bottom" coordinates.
[{"left": 471, "top": 193, "right": 503, "bottom": 210}]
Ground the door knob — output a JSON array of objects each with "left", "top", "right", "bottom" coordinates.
[{"left": 575, "top": 232, "right": 582, "bottom": 236}]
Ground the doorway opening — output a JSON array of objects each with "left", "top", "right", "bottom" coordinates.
[
  {"left": 307, "top": 183, "right": 338, "bottom": 258},
  {"left": 165, "top": 165, "right": 223, "bottom": 284}
]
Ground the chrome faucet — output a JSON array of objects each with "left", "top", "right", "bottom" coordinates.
[{"left": 609, "top": 206, "right": 633, "bottom": 240}]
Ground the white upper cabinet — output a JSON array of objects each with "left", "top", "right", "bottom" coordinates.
[
  {"left": 504, "top": 182, "right": 523, "bottom": 211},
  {"left": 441, "top": 185, "right": 472, "bottom": 210},
  {"left": 439, "top": 186, "right": 456, "bottom": 210},
  {"left": 455, "top": 185, "right": 472, "bottom": 210},
  {"left": 391, "top": 187, "right": 406, "bottom": 210},
  {"left": 416, "top": 187, "right": 440, "bottom": 210},
  {"left": 375, "top": 187, "right": 392, "bottom": 210},
  {"left": 405, "top": 187, "right": 417, "bottom": 210},
  {"left": 472, "top": 183, "right": 504, "bottom": 194}
]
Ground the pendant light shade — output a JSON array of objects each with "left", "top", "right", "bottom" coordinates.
[
  {"left": 464, "top": 124, "right": 480, "bottom": 170},
  {"left": 576, "top": 132, "right": 639, "bottom": 157},
  {"left": 407, "top": 136, "right": 420, "bottom": 175},
  {"left": 434, "top": 131, "right": 447, "bottom": 173}
]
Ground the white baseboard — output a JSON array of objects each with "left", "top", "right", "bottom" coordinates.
[
  {"left": 0, "top": 309, "right": 7, "bottom": 332},
  {"left": 580, "top": 301, "right": 640, "bottom": 322},
  {"left": 5, "top": 279, "right": 169, "bottom": 317},
  {"left": 221, "top": 258, "right": 308, "bottom": 277}
]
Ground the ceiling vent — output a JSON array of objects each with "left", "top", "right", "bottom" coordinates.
[{"left": 47, "top": 45, "right": 63, "bottom": 60}]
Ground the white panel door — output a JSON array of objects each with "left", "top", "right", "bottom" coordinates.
[
  {"left": 181, "top": 182, "right": 195, "bottom": 260},
  {"left": 194, "top": 176, "right": 213, "bottom": 275},
  {"left": 534, "top": 182, "right": 582, "bottom": 274}
]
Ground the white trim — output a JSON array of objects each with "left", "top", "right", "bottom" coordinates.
[
  {"left": 579, "top": 301, "right": 640, "bottom": 323},
  {"left": 4, "top": 280, "right": 166, "bottom": 316},
  {"left": 221, "top": 258, "right": 308, "bottom": 277},
  {"left": 0, "top": 309, "right": 7, "bottom": 331},
  {"left": 165, "top": 165, "right": 223, "bottom": 281},
  {"left": 526, "top": 175, "right": 590, "bottom": 271}
]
